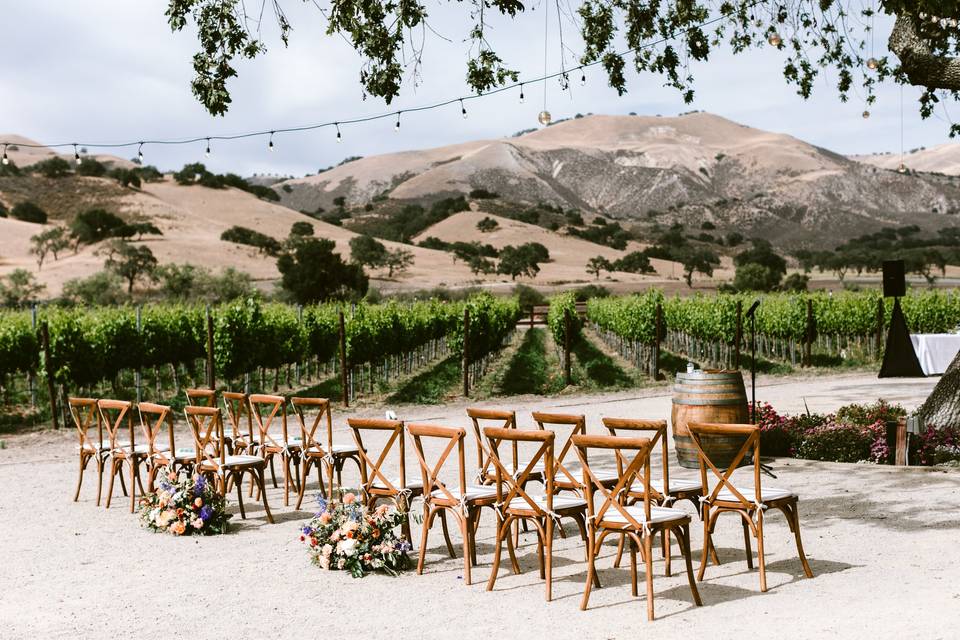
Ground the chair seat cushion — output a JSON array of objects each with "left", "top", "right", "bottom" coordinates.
[
  {"left": 78, "top": 438, "right": 122, "bottom": 452},
  {"left": 221, "top": 454, "right": 264, "bottom": 467},
  {"left": 651, "top": 478, "right": 703, "bottom": 494},
  {"left": 601, "top": 505, "right": 688, "bottom": 526},
  {"left": 508, "top": 494, "right": 587, "bottom": 511},
  {"left": 117, "top": 443, "right": 169, "bottom": 455},
  {"left": 331, "top": 443, "right": 359, "bottom": 454},
  {"left": 431, "top": 485, "right": 497, "bottom": 501},
  {"left": 560, "top": 467, "right": 619, "bottom": 485},
  {"left": 372, "top": 478, "right": 424, "bottom": 490},
  {"left": 174, "top": 447, "right": 197, "bottom": 460},
  {"left": 715, "top": 486, "right": 794, "bottom": 503}
]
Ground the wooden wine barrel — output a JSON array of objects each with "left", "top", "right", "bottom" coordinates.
[{"left": 671, "top": 370, "right": 749, "bottom": 469}]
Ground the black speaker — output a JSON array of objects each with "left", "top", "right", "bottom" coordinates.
[{"left": 883, "top": 260, "right": 905, "bottom": 298}]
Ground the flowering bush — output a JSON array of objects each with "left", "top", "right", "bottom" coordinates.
[
  {"left": 751, "top": 402, "right": 809, "bottom": 457},
  {"left": 300, "top": 492, "right": 412, "bottom": 578},
  {"left": 835, "top": 399, "right": 906, "bottom": 427},
  {"left": 916, "top": 424, "right": 960, "bottom": 466},
  {"left": 795, "top": 419, "right": 888, "bottom": 464},
  {"left": 138, "top": 470, "right": 231, "bottom": 535}
]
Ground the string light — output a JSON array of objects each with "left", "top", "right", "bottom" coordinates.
[
  {"left": 74, "top": 144, "right": 81, "bottom": 165},
  {"left": 137, "top": 142, "right": 144, "bottom": 163},
  {"left": 0, "top": 0, "right": 768, "bottom": 155},
  {"left": 1, "top": 144, "right": 7, "bottom": 166},
  {"left": 580, "top": 68, "right": 586, "bottom": 86},
  {"left": 768, "top": 32, "right": 782, "bottom": 46},
  {"left": 395, "top": 112, "right": 401, "bottom": 132},
  {"left": 205, "top": 138, "right": 211, "bottom": 157},
  {"left": 862, "top": 110, "right": 870, "bottom": 119},
  {"left": 460, "top": 99, "right": 467, "bottom": 119},
  {"left": 268, "top": 131, "right": 274, "bottom": 152},
  {"left": 866, "top": 57, "right": 879, "bottom": 70}
]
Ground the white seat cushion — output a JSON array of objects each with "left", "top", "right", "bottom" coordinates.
[
  {"left": 174, "top": 447, "right": 197, "bottom": 459},
  {"left": 372, "top": 477, "right": 424, "bottom": 490},
  {"left": 221, "top": 454, "right": 264, "bottom": 467},
  {"left": 601, "top": 505, "right": 688, "bottom": 526},
  {"left": 331, "top": 443, "right": 358, "bottom": 454},
  {"left": 78, "top": 438, "right": 119, "bottom": 452},
  {"left": 431, "top": 485, "right": 497, "bottom": 501},
  {"left": 561, "top": 467, "right": 619, "bottom": 484},
  {"left": 715, "top": 486, "right": 793, "bottom": 503},
  {"left": 117, "top": 443, "right": 169, "bottom": 455},
  {"left": 651, "top": 478, "right": 702, "bottom": 493},
  {"left": 508, "top": 494, "right": 586, "bottom": 511}
]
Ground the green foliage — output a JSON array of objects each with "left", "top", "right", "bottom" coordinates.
[
  {"left": 110, "top": 168, "right": 142, "bottom": 189},
  {"left": 586, "top": 255, "right": 613, "bottom": 279},
  {"left": 220, "top": 226, "right": 281, "bottom": 255},
  {"left": 0, "top": 159, "right": 21, "bottom": 177},
  {"left": 11, "top": 201, "right": 48, "bottom": 224},
  {"left": 514, "top": 284, "right": 546, "bottom": 309},
  {"left": 469, "top": 189, "right": 499, "bottom": 199},
  {"left": 568, "top": 219, "right": 630, "bottom": 249},
  {"left": 613, "top": 251, "right": 655, "bottom": 274},
  {"left": 734, "top": 239, "right": 787, "bottom": 278},
  {"left": 733, "top": 263, "right": 782, "bottom": 292},
  {"left": 349, "top": 197, "right": 469, "bottom": 243},
  {"left": 153, "top": 264, "right": 255, "bottom": 303},
  {"left": 350, "top": 235, "right": 388, "bottom": 268},
  {"left": 0, "top": 310, "right": 39, "bottom": 377},
  {"left": 496, "top": 244, "right": 541, "bottom": 280},
  {"left": 572, "top": 285, "right": 610, "bottom": 301},
  {"left": 547, "top": 292, "right": 581, "bottom": 346},
  {"left": 677, "top": 246, "right": 721, "bottom": 286},
  {"left": 290, "top": 221, "right": 314, "bottom": 237},
  {"left": 29, "top": 156, "right": 71, "bottom": 178},
  {"left": 61, "top": 271, "right": 127, "bottom": 306},
  {"left": 277, "top": 238, "right": 368, "bottom": 303},
  {"left": 476, "top": 216, "right": 499, "bottom": 232},
  {"left": 76, "top": 158, "right": 108, "bottom": 177},
  {"left": 70, "top": 209, "right": 126, "bottom": 244},
  {"left": 0, "top": 269, "right": 46, "bottom": 308},
  {"left": 781, "top": 273, "right": 809, "bottom": 292},
  {"left": 99, "top": 241, "right": 158, "bottom": 293},
  {"left": 448, "top": 293, "right": 520, "bottom": 364},
  {"left": 587, "top": 291, "right": 663, "bottom": 343}
]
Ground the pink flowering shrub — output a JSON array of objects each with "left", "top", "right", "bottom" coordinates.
[
  {"left": 795, "top": 419, "right": 888, "bottom": 464},
  {"left": 915, "top": 425, "right": 960, "bottom": 465}
]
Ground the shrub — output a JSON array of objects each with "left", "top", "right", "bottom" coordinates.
[
  {"left": 290, "top": 221, "right": 314, "bottom": 237},
  {"left": 220, "top": 226, "right": 282, "bottom": 255},
  {"left": 476, "top": 216, "right": 499, "bottom": 232},
  {"left": 916, "top": 425, "right": 960, "bottom": 466},
  {"left": 277, "top": 238, "right": 368, "bottom": 303},
  {"left": 835, "top": 399, "right": 906, "bottom": 426},
  {"left": 0, "top": 269, "right": 46, "bottom": 307},
  {"left": 11, "top": 201, "right": 48, "bottom": 224},
  {"left": 733, "top": 263, "right": 781, "bottom": 292},
  {"left": 514, "top": 284, "right": 546, "bottom": 309},
  {"left": 469, "top": 188, "right": 499, "bottom": 199},
  {"left": 781, "top": 272, "right": 809, "bottom": 292},
  {"left": 76, "top": 157, "right": 108, "bottom": 177},
  {"left": 61, "top": 271, "right": 127, "bottom": 306},
  {"left": 71, "top": 209, "right": 126, "bottom": 244},
  {"left": 572, "top": 284, "right": 610, "bottom": 301},
  {"left": 29, "top": 156, "right": 72, "bottom": 178},
  {"left": 795, "top": 420, "right": 887, "bottom": 464},
  {"left": 613, "top": 251, "right": 655, "bottom": 274}
]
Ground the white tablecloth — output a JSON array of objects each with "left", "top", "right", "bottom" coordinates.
[{"left": 910, "top": 334, "right": 960, "bottom": 376}]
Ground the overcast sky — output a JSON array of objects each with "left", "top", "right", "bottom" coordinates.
[{"left": 1, "top": 1, "right": 956, "bottom": 177}]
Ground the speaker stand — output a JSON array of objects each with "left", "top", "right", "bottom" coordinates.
[{"left": 878, "top": 297, "right": 925, "bottom": 378}]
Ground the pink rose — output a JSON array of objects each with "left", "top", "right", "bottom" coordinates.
[{"left": 343, "top": 492, "right": 357, "bottom": 505}]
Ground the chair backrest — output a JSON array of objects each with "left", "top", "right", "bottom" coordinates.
[
  {"left": 249, "top": 394, "right": 288, "bottom": 449},
  {"left": 407, "top": 423, "right": 467, "bottom": 504},
  {"left": 348, "top": 418, "right": 407, "bottom": 495},
  {"left": 184, "top": 405, "right": 226, "bottom": 470},
  {"left": 483, "top": 427, "right": 554, "bottom": 517},
  {"left": 97, "top": 399, "right": 134, "bottom": 452},
  {"left": 572, "top": 433, "right": 653, "bottom": 530},
  {"left": 137, "top": 402, "right": 176, "bottom": 463},
  {"left": 185, "top": 388, "right": 216, "bottom": 407},
  {"left": 69, "top": 397, "right": 101, "bottom": 452},
  {"left": 688, "top": 422, "right": 761, "bottom": 509},
  {"left": 603, "top": 418, "right": 670, "bottom": 497},
  {"left": 222, "top": 391, "right": 252, "bottom": 443},
  {"left": 291, "top": 397, "right": 331, "bottom": 451},
  {"left": 466, "top": 408, "right": 526, "bottom": 478},
  {"left": 532, "top": 411, "right": 586, "bottom": 488}
]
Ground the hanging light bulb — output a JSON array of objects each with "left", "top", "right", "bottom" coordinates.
[
  {"left": 538, "top": 110, "right": 552, "bottom": 126},
  {"left": 395, "top": 112, "right": 401, "bottom": 132},
  {"left": 460, "top": 99, "right": 468, "bottom": 119},
  {"left": 335, "top": 123, "right": 342, "bottom": 143},
  {"left": 862, "top": 110, "right": 871, "bottom": 119},
  {"left": 519, "top": 85, "right": 525, "bottom": 104},
  {"left": 580, "top": 68, "right": 586, "bottom": 86},
  {"left": 205, "top": 138, "right": 211, "bottom": 157},
  {"left": 866, "top": 57, "right": 879, "bottom": 70},
  {"left": 137, "top": 142, "right": 144, "bottom": 164},
  {"left": 768, "top": 32, "right": 782, "bottom": 47},
  {"left": 74, "top": 144, "right": 82, "bottom": 166},
  {"left": 1, "top": 144, "right": 8, "bottom": 166},
  {"left": 268, "top": 132, "right": 275, "bottom": 152},
  {"left": 897, "top": 163, "right": 907, "bottom": 174}
]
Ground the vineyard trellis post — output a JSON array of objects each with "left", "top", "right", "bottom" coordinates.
[
  {"left": 296, "top": 304, "right": 303, "bottom": 386},
  {"left": 338, "top": 309, "right": 349, "bottom": 407},
  {"left": 734, "top": 300, "right": 743, "bottom": 370},
  {"left": 462, "top": 307, "right": 471, "bottom": 398},
  {"left": 653, "top": 303, "right": 663, "bottom": 380},
  {"left": 804, "top": 298, "right": 814, "bottom": 367},
  {"left": 205, "top": 305, "right": 215, "bottom": 390},
  {"left": 563, "top": 308, "right": 572, "bottom": 386},
  {"left": 135, "top": 305, "right": 142, "bottom": 404},
  {"left": 29, "top": 304, "right": 37, "bottom": 409},
  {"left": 40, "top": 320, "right": 58, "bottom": 430},
  {"left": 875, "top": 297, "right": 884, "bottom": 356}
]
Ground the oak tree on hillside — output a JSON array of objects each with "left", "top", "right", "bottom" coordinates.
[
  {"left": 278, "top": 237, "right": 368, "bottom": 302},
  {"left": 97, "top": 240, "right": 158, "bottom": 293},
  {"left": 586, "top": 256, "right": 612, "bottom": 280}
]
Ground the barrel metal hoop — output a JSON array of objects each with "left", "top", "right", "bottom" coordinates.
[{"left": 672, "top": 398, "right": 746, "bottom": 406}]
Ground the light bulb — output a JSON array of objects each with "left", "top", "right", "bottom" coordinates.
[
  {"left": 538, "top": 110, "right": 552, "bottom": 126},
  {"left": 268, "top": 132, "right": 274, "bottom": 152},
  {"left": 898, "top": 163, "right": 907, "bottom": 174},
  {"left": 580, "top": 70, "right": 586, "bottom": 86},
  {"left": 866, "top": 57, "right": 879, "bottom": 70},
  {"left": 205, "top": 139, "right": 211, "bottom": 157},
  {"left": 137, "top": 143, "right": 144, "bottom": 163},
  {"left": 336, "top": 124, "right": 342, "bottom": 143},
  {"left": 520, "top": 85, "right": 525, "bottom": 104},
  {"left": 862, "top": 110, "right": 870, "bottom": 119},
  {"left": 461, "top": 100, "right": 467, "bottom": 119},
  {"left": 2, "top": 146, "right": 7, "bottom": 166},
  {"left": 395, "top": 113, "right": 401, "bottom": 132},
  {"left": 768, "top": 32, "right": 782, "bottom": 47},
  {"left": 74, "top": 146, "right": 81, "bottom": 165}
]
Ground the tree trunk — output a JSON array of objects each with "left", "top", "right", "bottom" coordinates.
[
  {"left": 889, "top": 14, "right": 960, "bottom": 91},
  {"left": 915, "top": 351, "right": 960, "bottom": 429}
]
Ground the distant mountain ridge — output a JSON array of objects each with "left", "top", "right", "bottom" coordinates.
[{"left": 272, "top": 113, "right": 960, "bottom": 248}]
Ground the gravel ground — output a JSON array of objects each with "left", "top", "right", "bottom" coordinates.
[{"left": 2, "top": 372, "right": 958, "bottom": 639}]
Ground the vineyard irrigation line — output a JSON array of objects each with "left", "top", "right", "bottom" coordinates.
[{"left": 0, "top": 0, "right": 766, "bottom": 153}]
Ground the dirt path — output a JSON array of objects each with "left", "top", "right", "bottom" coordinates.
[{"left": 1, "top": 373, "right": 956, "bottom": 639}]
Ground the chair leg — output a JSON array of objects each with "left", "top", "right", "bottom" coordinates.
[
  {"left": 256, "top": 467, "right": 274, "bottom": 524},
  {"left": 757, "top": 513, "right": 768, "bottom": 592},
  {"left": 614, "top": 533, "right": 625, "bottom": 568},
  {"left": 439, "top": 509, "right": 456, "bottom": 558},
  {"left": 468, "top": 509, "right": 479, "bottom": 567},
  {"left": 663, "top": 528, "right": 672, "bottom": 577},
  {"left": 282, "top": 454, "right": 291, "bottom": 507},
  {"left": 460, "top": 512, "right": 472, "bottom": 586},
  {"left": 790, "top": 502, "right": 814, "bottom": 579},
  {"left": 105, "top": 459, "right": 117, "bottom": 509},
  {"left": 629, "top": 538, "right": 638, "bottom": 597},
  {"left": 679, "top": 525, "right": 703, "bottom": 606},
  {"left": 235, "top": 472, "right": 247, "bottom": 519},
  {"left": 95, "top": 454, "right": 104, "bottom": 506},
  {"left": 644, "top": 532, "right": 655, "bottom": 621},
  {"left": 73, "top": 453, "right": 87, "bottom": 502},
  {"left": 743, "top": 517, "right": 754, "bottom": 569},
  {"left": 295, "top": 457, "right": 310, "bottom": 511},
  {"left": 418, "top": 504, "right": 435, "bottom": 575},
  {"left": 129, "top": 460, "right": 138, "bottom": 514},
  {"left": 487, "top": 517, "right": 507, "bottom": 592},
  {"left": 269, "top": 456, "right": 278, "bottom": 488},
  {"left": 581, "top": 532, "right": 598, "bottom": 610},
  {"left": 545, "top": 517, "right": 554, "bottom": 602},
  {"left": 118, "top": 464, "right": 128, "bottom": 497},
  {"left": 697, "top": 509, "right": 711, "bottom": 581}
]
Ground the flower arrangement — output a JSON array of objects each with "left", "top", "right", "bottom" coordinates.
[
  {"left": 300, "top": 492, "right": 412, "bottom": 578},
  {"left": 916, "top": 424, "right": 960, "bottom": 466},
  {"left": 138, "top": 470, "right": 231, "bottom": 535}
]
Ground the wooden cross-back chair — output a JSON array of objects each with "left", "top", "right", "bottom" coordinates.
[
  {"left": 137, "top": 402, "right": 195, "bottom": 492},
  {"left": 70, "top": 397, "right": 107, "bottom": 505},
  {"left": 185, "top": 405, "right": 273, "bottom": 524},
  {"left": 408, "top": 423, "right": 498, "bottom": 586},
  {"left": 688, "top": 422, "right": 813, "bottom": 592},
  {"left": 467, "top": 408, "right": 544, "bottom": 486},
  {"left": 292, "top": 396, "right": 361, "bottom": 509},
  {"left": 348, "top": 417, "right": 422, "bottom": 543},
  {"left": 98, "top": 399, "right": 144, "bottom": 512},
  {"left": 185, "top": 388, "right": 216, "bottom": 407},
  {"left": 603, "top": 417, "right": 705, "bottom": 575},
  {"left": 249, "top": 393, "right": 301, "bottom": 507},
  {"left": 573, "top": 433, "right": 701, "bottom": 620},
  {"left": 483, "top": 426, "right": 589, "bottom": 602},
  {"left": 532, "top": 412, "right": 619, "bottom": 494},
  {"left": 222, "top": 392, "right": 253, "bottom": 456}
]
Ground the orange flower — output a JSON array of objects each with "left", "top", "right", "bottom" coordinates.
[
  {"left": 194, "top": 497, "right": 203, "bottom": 509},
  {"left": 342, "top": 492, "right": 357, "bottom": 505},
  {"left": 372, "top": 528, "right": 381, "bottom": 539},
  {"left": 171, "top": 521, "right": 186, "bottom": 535},
  {"left": 176, "top": 508, "right": 184, "bottom": 518}
]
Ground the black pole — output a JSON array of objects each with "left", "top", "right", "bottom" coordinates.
[{"left": 750, "top": 312, "right": 757, "bottom": 422}]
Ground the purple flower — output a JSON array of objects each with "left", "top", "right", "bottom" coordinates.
[
  {"left": 194, "top": 475, "right": 206, "bottom": 494},
  {"left": 200, "top": 505, "right": 214, "bottom": 521}
]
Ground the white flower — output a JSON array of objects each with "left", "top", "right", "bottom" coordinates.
[{"left": 337, "top": 538, "right": 358, "bottom": 556}]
